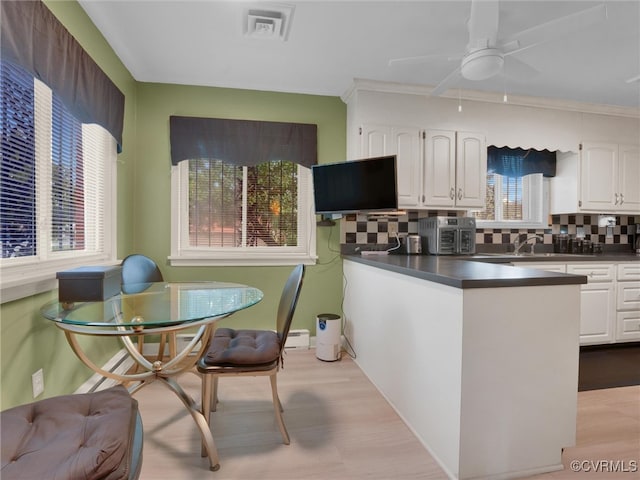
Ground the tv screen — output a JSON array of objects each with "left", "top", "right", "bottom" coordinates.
[{"left": 311, "top": 155, "right": 398, "bottom": 214}]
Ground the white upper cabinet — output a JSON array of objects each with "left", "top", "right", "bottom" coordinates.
[
  {"left": 360, "top": 125, "right": 422, "bottom": 208},
  {"left": 618, "top": 144, "right": 640, "bottom": 212},
  {"left": 455, "top": 132, "right": 487, "bottom": 208},
  {"left": 360, "top": 126, "right": 486, "bottom": 210},
  {"left": 422, "top": 130, "right": 456, "bottom": 207},
  {"left": 580, "top": 142, "right": 639, "bottom": 212},
  {"left": 551, "top": 142, "right": 639, "bottom": 214},
  {"left": 423, "top": 130, "right": 487, "bottom": 209}
]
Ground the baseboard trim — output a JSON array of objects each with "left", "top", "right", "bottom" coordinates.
[{"left": 74, "top": 349, "right": 134, "bottom": 394}]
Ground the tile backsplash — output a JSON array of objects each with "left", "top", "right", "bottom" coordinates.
[{"left": 339, "top": 211, "right": 637, "bottom": 249}]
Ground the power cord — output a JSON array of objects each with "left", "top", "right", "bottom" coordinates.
[{"left": 385, "top": 231, "right": 401, "bottom": 253}]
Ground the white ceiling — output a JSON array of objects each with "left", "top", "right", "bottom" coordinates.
[{"left": 78, "top": 0, "right": 640, "bottom": 109}]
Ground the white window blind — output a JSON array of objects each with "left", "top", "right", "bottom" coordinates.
[
  {"left": 1, "top": 60, "right": 116, "bottom": 301},
  {"left": 474, "top": 173, "right": 547, "bottom": 228},
  {"left": 171, "top": 158, "right": 315, "bottom": 266}
]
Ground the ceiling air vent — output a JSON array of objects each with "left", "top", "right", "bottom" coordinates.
[{"left": 245, "top": 4, "right": 294, "bottom": 41}]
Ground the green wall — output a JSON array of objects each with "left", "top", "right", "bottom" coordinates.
[
  {"left": 1, "top": 1, "right": 346, "bottom": 410},
  {"left": 132, "top": 83, "right": 345, "bottom": 332},
  {"left": 1, "top": 0, "right": 138, "bottom": 410}
]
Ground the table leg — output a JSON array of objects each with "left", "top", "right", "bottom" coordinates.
[{"left": 156, "top": 376, "right": 220, "bottom": 471}]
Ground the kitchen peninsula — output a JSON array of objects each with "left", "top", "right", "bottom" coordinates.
[{"left": 342, "top": 254, "right": 587, "bottom": 480}]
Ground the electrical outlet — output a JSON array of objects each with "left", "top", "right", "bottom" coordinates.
[
  {"left": 32, "top": 368, "right": 44, "bottom": 398},
  {"left": 388, "top": 222, "right": 398, "bottom": 235}
]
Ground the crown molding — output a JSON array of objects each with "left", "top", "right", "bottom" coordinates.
[{"left": 342, "top": 78, "right": 640, "bottom": 119}]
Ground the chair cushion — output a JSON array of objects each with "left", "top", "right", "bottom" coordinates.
[
  {"left": 0, "top": 385, "right": 141, "bottom": 480},
  {"left": 204, "top": 328, "right": 280, "bottom": 366}
]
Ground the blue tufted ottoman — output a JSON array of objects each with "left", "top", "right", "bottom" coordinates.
[{"left": 1, "top": 385, "right": 143, "bottom": 480}]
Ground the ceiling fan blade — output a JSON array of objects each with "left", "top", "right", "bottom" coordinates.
[
  {"left": 388, "top": 52, "right": 461, "bottom": 67},
  {"left": 430, "top": 66, "right": 462, "bottom": 97},
  {"left": 503, "top": 56, "right": 539, "bottom": 80},
  {"left": 467, "top": 0, "right": 499, "bottom": 49},
  {"left": 501, "top": 4, "right": 608, "bottom": 57}
]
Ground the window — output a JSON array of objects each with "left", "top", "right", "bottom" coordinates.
[
  {"left": 170, "top": 158, "right": 315, "bottom": 266},
  {"left": 1, "top": 61, "right": 116, "bottom": 300},
  {"left": 473, "top": 147, "right": 553, "bottom": 228},
  {"left": 474, "top": 173, "right": 547, "bottom": 225}
]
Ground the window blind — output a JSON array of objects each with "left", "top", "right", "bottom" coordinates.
[
  {"left": 1, "top": 61, "right": 37, "bottom": 257},
  {"left": 1, "top": 60, "right": 110, "bottom": 261}
]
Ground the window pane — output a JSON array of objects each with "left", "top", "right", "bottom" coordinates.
[
  {"left": 246, "top": 161, "right": 298, "bottom": 247},
  {"left": 189, "top": 159, "right": 242, "bottom": 247},
  {"left": 501, "top": 175, "right": 523, "bottom": 220},
  {"left": 474, "top": 173, "right": 496, "bottom": 221},
  {"left": 51, "top": 94, "right": 85, "bottom": 252},
  {"left": 0, "top": 62, "right": 37, "bottom": 258},
  {"left": 187, "top": 159, "right": 299, "bottom": 248}
]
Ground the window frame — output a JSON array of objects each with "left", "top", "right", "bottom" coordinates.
[
  {"left": 169, "top": 160, "right": 316, "bottom": 267},
  {"left": 474, "top": 173, "right": 550, "bottom": 229},
  {"left": 0, "top": 71, "right": 117, "bottom": 303}
]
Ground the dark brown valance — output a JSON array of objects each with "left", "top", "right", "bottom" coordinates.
[
  {"left": 1, "top": 0, "right": 125, "bottom": 151},
  {"left": 169, "top": 116, "right": 317, "bottom": 168}
]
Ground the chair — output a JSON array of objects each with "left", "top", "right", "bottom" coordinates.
[
  {"left": 121, "top": 254, "right": 176, "bottom": 359},
  {"left": 197, "top": 264, "right": 305, "bottom": 448},
  {"left": 1, "top": 385, "right": 143, "bottom": 480}
]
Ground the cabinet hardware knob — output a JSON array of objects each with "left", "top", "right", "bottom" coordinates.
[
  {"left": 458, "top": 188, "right": 463, "bottom": 200},
  {"left": 450, "top": 188, "right": 455, "bottom": 200},
  {"left": 620, "top": 193, "right": 624, "bottom": 204},
  {"left": 614, "top": 193, "right": 619, "bottom": 205}
]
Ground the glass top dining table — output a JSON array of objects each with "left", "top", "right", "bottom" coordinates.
[
  {"left": 40, "top": 281, "right": 264, "bottom": 331},
  {"left": 39, "top": 281, "right": 264, "bottom": 472}
]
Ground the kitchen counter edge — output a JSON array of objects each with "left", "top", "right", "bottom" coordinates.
[{"left": 343, "top": 254, "right": 591, "bottom": 289}]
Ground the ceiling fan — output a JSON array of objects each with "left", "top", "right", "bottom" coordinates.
[{"left": 389, "top": 1, "right": 608, "bottom": 96}]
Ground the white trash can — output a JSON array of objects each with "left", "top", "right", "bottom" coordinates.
[{"left": 316, "top": 313, "right": 341, "bottom": 361}]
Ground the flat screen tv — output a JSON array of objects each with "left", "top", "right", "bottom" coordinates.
[{"left": 311, "top": 155, "right": 398, "bottom": 214}]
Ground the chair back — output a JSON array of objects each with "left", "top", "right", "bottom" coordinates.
[
  {"left": 121, "top": 254, "right": 164, "bottom": 285},
  {"left": 275, "top": 264, "right": 305, "bottom": 355}
]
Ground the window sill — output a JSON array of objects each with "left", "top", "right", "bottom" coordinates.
[
  {"left": 1, "top": 256, "right": 118, "bottom": 304},
  {"left": 168, "top": 253, "right": 317, "bottom": 267}
]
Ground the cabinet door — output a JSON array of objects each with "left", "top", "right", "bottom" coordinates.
[
  {"left": 455, "top": 132, "right": 487, "bottom": 208},
  {"left": 579, "top": 281, "right": 615, "bottom": 345},
  {"left": 616, "top": 311, "right": 640, "bottom": 342},
  {"left": 423, "top": 130, "right": 456, "bottom": 207},
  {"left": 393, "top": 128, "right": 422, "bottom": 208},
  {"left": 566, "top": 263, "right": 615, "bottom": 282},
  {"left": 618, "top": 144, "right": 640, "bottom": 212},
  {"left": 618, "top": 263, "right": 640, "bottom": 281},
  {"left": 580, "top": 142, "right": 617, "bottom": 211},
  {"left": 360, "top": 125, "right": 390, "bottom": 158},
  {"left": 617, "top": 281, "right": 640, "bottom": 311},
  {"left": 360, "top": 125, "right": 422, "bottom": 208}
]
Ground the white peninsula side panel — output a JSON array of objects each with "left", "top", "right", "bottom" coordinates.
[{"left": 342, "top": 259, "right": 581, "bottom": 480}]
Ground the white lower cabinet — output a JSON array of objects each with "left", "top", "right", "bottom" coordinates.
[
  {"left": 616, "top": 263, "right": 640, "bottom": 341},
  {"left": 517, "top": 262, "right": 628, "bottom": 345},
  {"left": 567, "top": 264, "right": 616, "bottom": 345}
]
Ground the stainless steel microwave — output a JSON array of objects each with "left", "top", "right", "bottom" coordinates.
[{"left": 419, "top": 217, "right": 476, "bottom": 255}]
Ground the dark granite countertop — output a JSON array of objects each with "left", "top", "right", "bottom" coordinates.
[{"left": 343, "top": 253, "right": 593, "bottom": 289}]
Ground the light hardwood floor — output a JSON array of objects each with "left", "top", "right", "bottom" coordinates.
[{"left": 134, "top": 349, "right": 639, "bottom": 480}]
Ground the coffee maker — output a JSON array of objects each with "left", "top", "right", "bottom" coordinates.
[{"left": 634, "top": 224, "right": 640, "bottom": 254}]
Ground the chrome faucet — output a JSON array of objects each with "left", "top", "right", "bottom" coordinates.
[{"left": 513, "top": 234, "right": 544, "bottom": 255}]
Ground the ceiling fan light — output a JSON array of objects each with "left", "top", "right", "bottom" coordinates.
[{"left": 461, "top": 49, "right": 504, "bottom": 81}]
